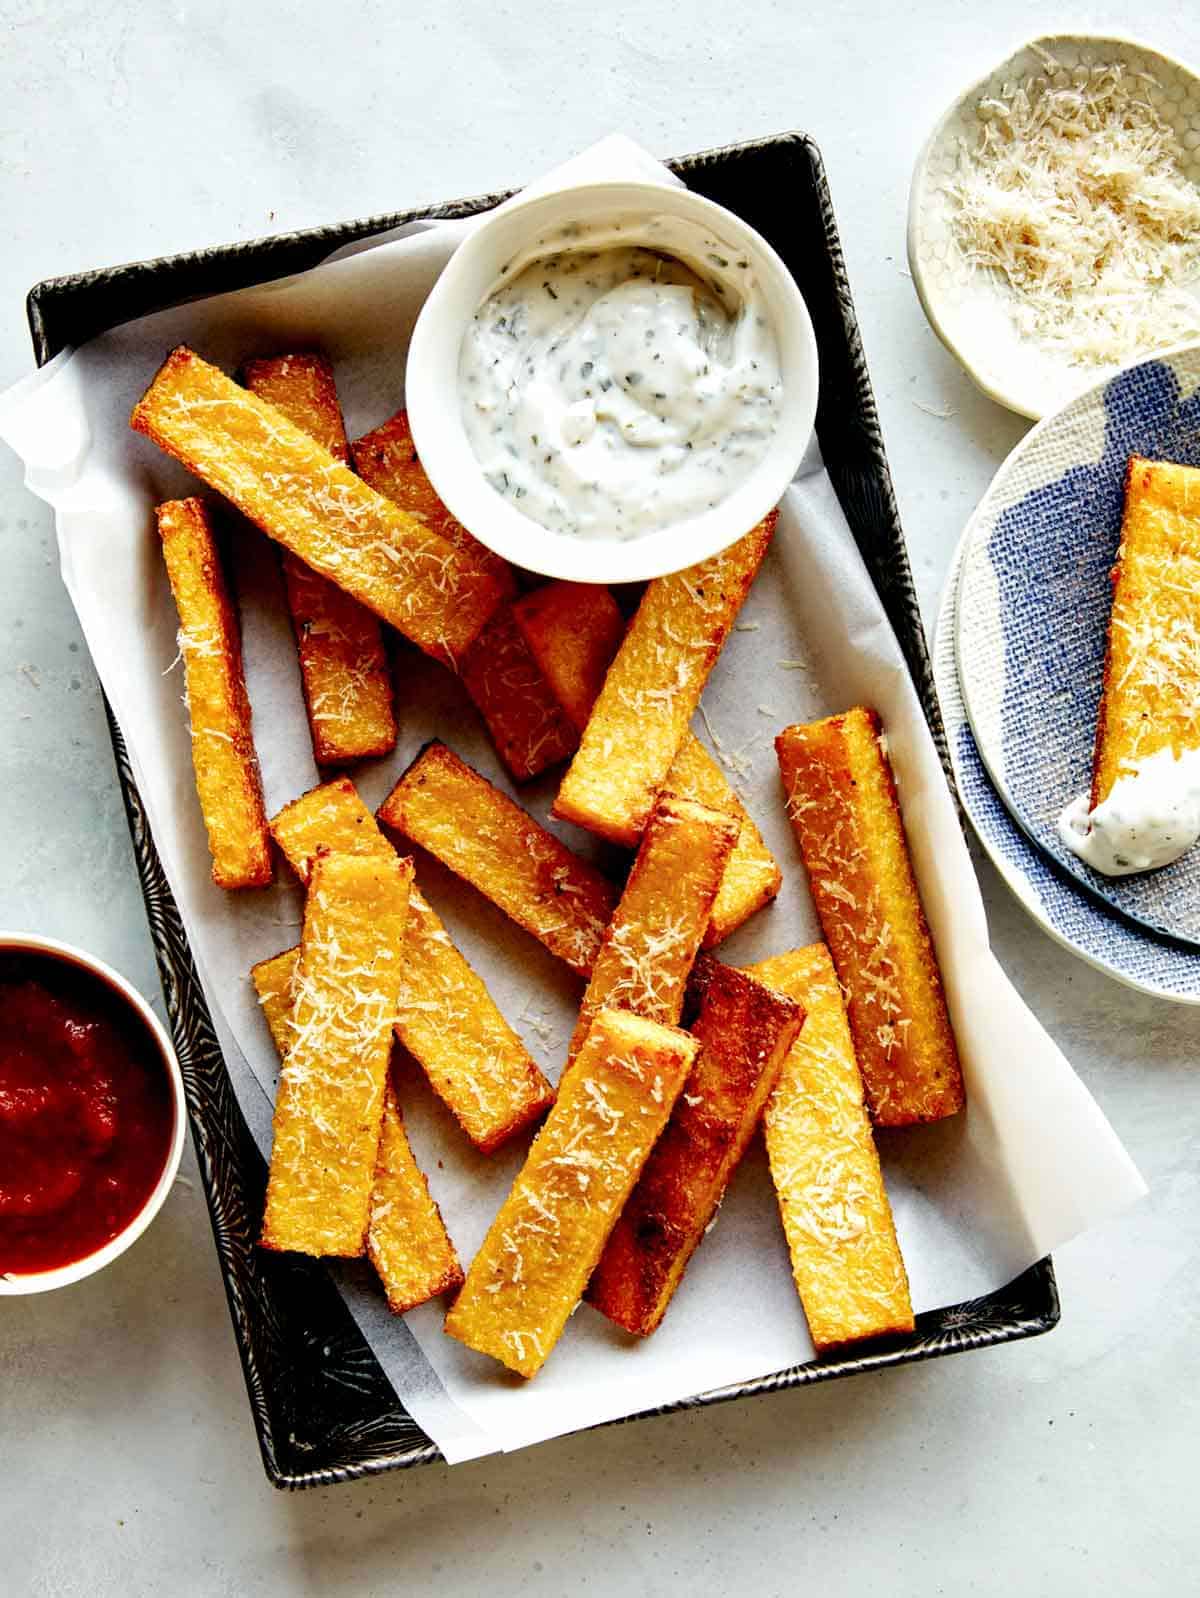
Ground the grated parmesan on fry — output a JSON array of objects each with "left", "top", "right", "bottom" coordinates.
[{"left": 946, "top": 51, "right": 1200, "bottom": 367}]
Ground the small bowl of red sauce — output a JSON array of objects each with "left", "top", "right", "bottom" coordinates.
[{"left": 0, "top": 934, "right": 185, "bottom": 1295}]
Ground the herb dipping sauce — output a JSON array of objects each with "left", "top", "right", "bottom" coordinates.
[
  {"left": 0, "top": 954, "right": 176, "bottom": 1275},
  {"left": 459, "top": 214, "right": 784, "bottom": 541}
]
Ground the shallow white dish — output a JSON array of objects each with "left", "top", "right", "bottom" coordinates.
[
  {"left": 406, "top": 178, "right": 818, "bottom": 583},
  {"left": 908, "top": 33, "right": 1200, "bottom": 421},
  {"left": 0, "top": 932, "right": 187, "bottom": 1295}
]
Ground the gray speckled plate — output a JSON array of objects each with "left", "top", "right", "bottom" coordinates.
[{"left": 908, "top": 33, "right": 1200, "bottom": 420}]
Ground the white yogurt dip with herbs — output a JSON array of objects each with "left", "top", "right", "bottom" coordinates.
[
  {"left": 1057, "top": 745, "right": 1200, "bottom": 876},
  {"left": 458, "top": 214, "right": 784, "bottom": 541}
]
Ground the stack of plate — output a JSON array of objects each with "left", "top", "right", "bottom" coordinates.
[{"left": 934, "top": 347, "right": 1200, "bottom": 1003}]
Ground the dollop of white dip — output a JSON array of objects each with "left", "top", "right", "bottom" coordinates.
[
  {"left": 1057, "top": 745, "right": 1200, "bottom": 876},
  {"left": 458, "top": 214, "right": 783, "bottom": 541}
]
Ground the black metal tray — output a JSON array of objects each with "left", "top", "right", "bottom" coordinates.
[{"left": 27, "top": 131, "right": 1059, "bottom": 1490}]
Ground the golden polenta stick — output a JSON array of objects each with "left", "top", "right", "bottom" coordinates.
[
  {"left": 260, "top": 851, "right": 412, "bottom": 1256},
  {"left": 378, "top": 742, "right": 618, "bottom": 978},
  {"left": 1090, "top": 455, "right": 1200, "bottom": 808},
  {"left": 748, "top": 945, "right": 914, "bottom": 1351},
  {"left": 565, "top": 794, "right": 738, "bottom": 1066},
  {"left": 269, "top": 776, "right": 554, "bottom": 1152},
  {"left": 156, "top": 497, "right": 272, "bottom": 889},
  {"left": 775, "top": 709, "right": 963, "bottom": 1126},
  {"left": 553, "top": 512, "right": 777, "bottom": 846},
  {"left": 445, "top": 1007, "right": 699, "bottom": 1378},
  {"left": 242, "top": 353, "right": 395, "bottom": 765},
  {"left": 667, "top": 734, "right": 783, "bottom": 947},
  {"left": 351, "top": 408, "right": 516, "bottom": 594},
  {"left": 369, "top": 1078, "right": 464, "bottom": 1313},
  {"left": 251, "top": 949, "right": 463, "bottom": 1312},
  {"left": 131, "top": 348, "right": 505, "bottom": 666},
  {"left": 587, "top": 957, "right": 802, "bottom": 1336},
  {"left": 514, "top": 580, "right": 782, "bottom": 944}
]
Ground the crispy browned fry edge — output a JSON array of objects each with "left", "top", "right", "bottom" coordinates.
[
  {"left": 512, "top": 582, "right": 626, "bottom": 733},
  {"left": 367, "top": 1078, "right": 465, "bottom": 1313},
  {"left": 514, "top": 579, "right": 781, "bottom": 943},
  {"left": 775, "top": 708, "right": 964, "bottom": 1126},
  {"left": 748, "top": 944, "right": 914, "bottom": 1351},
  {"left": 350, "top": 408, "right": 516, "bottom": 594},
  {"left": 565, "top": 793, "right": 738, "bottom": 1065},
  {"left": 1090, "top": 454, "right": 1200, "bottom": 808},
  {"left": 587, "top": 956, "right": 802, "bottom": 1335},
  {"left": 269, "top": 775, "right": 554, "bottom": 1151},
  {"left": 553, "top": 512, "right": 777, "bottom": 846},
  {"left": 378, "top": 741, "right": 617, "bottom": 978},
  {"left": 131, "top": 347, "right": 505, "bottom": 665},
  {"left": 242, "top": 353, "right": 395, "bottom": 765},
  {"left": 156, "top": 497, "right": 272, "bottom": 889},
  {"left": 251, "top": 949, "right": 463, "bottom": 1312},
  {"left": 260, "top": 851, "right": 412, "bottom": 1256},
  {"left": 459, "top": 606, "right": 579, "bottom": 782},
  {"left": 444, "top": 1008, "right": 699, "bottom": 1378}
]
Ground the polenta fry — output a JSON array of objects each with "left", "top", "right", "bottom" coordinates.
[
  {"left": 242, "top": 353, "right": 395, "bottom": 765},
  {"left": 131, "top": 347, "right": 505, "bottom": 665},
  {"left": 444, "top": 1007, "right": 699, "bottom": 1378},
  {"left": 156, "top": 497, "right": 272, "bottom": 890},
  {"left": 378, "top": 742, "right": 618, "bottom": 978},
  {"left": 260, "top": 851, "right": 412, "bottom": 1256},
  {"left": 776, "top": 708, "right": 963, "bottom": 1126},
  {"left": 748, "top": 944, "right": 914, "bottom": 1351},
  {"left": 269, "top": 776, "right": 554, "bottom": 1151},
  {"left": 564, "top": 794, "right": 737, "bottom": 1066},
  {"left": 553, "top": 512, "right": 777, "bottom": 846},
  {"left": 587, "top": 956, "right": 802, "bottom": 1336},
  {"left": 251, "top": 949, "right": 463, "bottom": 1312},
  {"left": 514, "top": 579, "right": 782, "bottom": 943}
]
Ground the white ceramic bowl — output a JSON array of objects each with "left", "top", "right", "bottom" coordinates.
[
  {"left": 908, "top": 33, "right": 1200, "bottom": 420},
  {"left": 406, "top": 179, "right": 818, "bottom": 583},
  {"left": 0, "top": 933, "right": 186, "bottom": 1296}
]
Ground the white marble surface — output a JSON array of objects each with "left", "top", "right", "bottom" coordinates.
[{"left": 2, "top": 2, "right": 1197, "bottom": 1591}]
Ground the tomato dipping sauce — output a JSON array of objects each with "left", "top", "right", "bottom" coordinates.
[{"left": 0, "top": 953, "right": 176, "bottom": 1276}]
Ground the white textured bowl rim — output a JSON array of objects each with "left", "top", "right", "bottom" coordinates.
[
  {"left": 406, "top": 178, "right": 819, "bottom": 583},
  {"left": 0, "top": 932, "right": 186, "bottom": 1295},
  {"left": 907, "top": 31, "right": 1200, "bottom": 422}
]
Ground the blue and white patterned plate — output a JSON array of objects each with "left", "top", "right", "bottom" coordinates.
[
  {"left": 956, "top": 349, "right": 1200, "bottom": 950},
  {"left": 941, "top": 349, "right": 1200, "bottom": 1000},
  {"left": 938, "top": 530, "right": 1200, "bottom": 1004}
]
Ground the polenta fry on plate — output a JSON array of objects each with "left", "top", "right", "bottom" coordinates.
[
  {"left": 565, "top": 793, "right": 737, "bottom": 1066},
  {"left": 553, "top": 511, "right": 777, "bottom": 847},
  {"left": 588, "top": 956, "right": 802, "bottom": 1336},
  {"left": 156, "top": 496, "right": 272, "bottom": 890},
  {"left": 251, "top": 949, "right": 462, "bottom": 1313},
  {"left": 444, "top": 1008, "right": 699, "bottom": 1378},
  {"left": 131, "top": 347, "right": 506, "bottom": 665},
  {"left": 260, "top": 850, "right": 413, "bottom": 1257},
  {"left": 776, "top": 707, "right": 964, "bottom": 1126},
  {"left": 242, "top": 353, "right": 395, "bottom": 765},
  {"left": 378, "top": 742, "right": 617, "bottom": 978},
  {"left": 749, "top": 945, "right": 914, "bottom": 1351},
  {"left": 269, "top": 776, "right": 554, "bottom": 1152}
]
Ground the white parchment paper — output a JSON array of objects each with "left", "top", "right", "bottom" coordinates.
[{"left": 0, "top": 140, "right": 1145, "bottom": 1463}]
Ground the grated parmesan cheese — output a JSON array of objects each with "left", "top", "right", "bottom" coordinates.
[{"left": 946, "top": 51, "right": 1200, "bottom": 366}]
